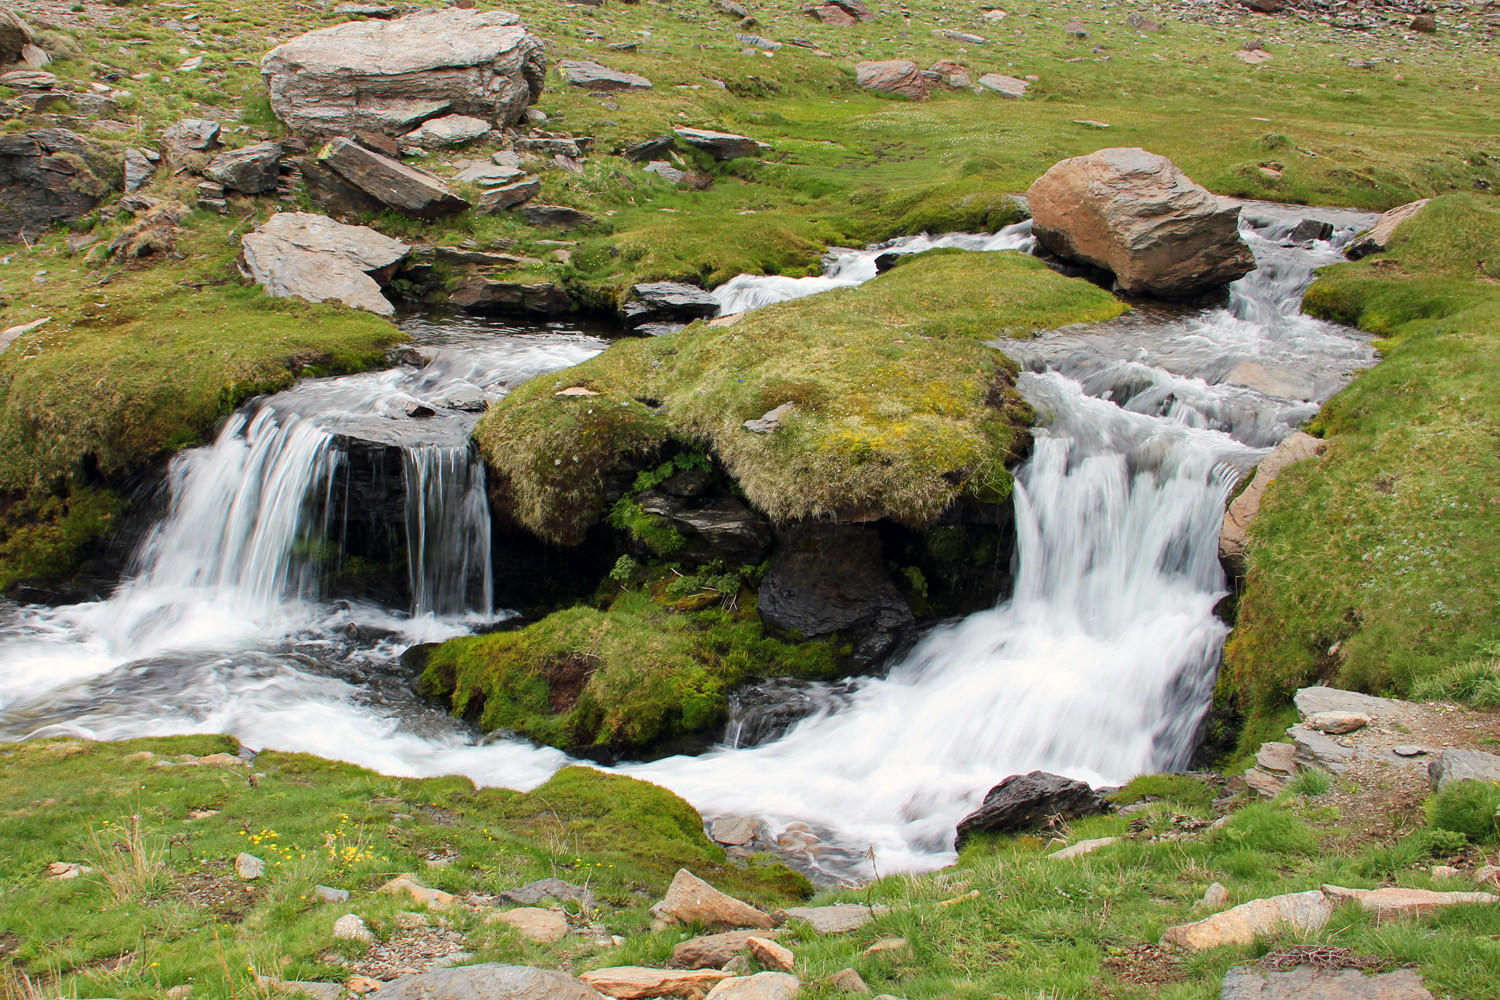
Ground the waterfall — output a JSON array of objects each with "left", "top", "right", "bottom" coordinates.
[{"left": 404, "top": 445, "right": 494, "bottom": 618}]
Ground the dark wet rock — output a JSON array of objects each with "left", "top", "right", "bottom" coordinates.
[
  {"left": 758, "top": 524, "right": 914, "bottom": 662},
  {"left": 854, "top": 60, "right": 929, "bottom": 100},
  {"left": 736, "top": 32, "right": 782, "bottom": 51},
  {"left": 823, "top": 0, "right": 873, "bottom": 21},
  {"left": 637, "top": 492, "right": 773, "bottom": 564},
  {"left": 620, "top": 281, "right": 720, "bottom": 331},
  {"left": 932, "top": 28, "right": 987, "bottom": 44},
  {"left": 674, "top": 127, "right": 762, "bottom": 160},
  {"left": 449, "top": 277, "right": 572, "bottom": 316},
  {"left": 955, "top": 771, "right": 1109, "bottom": 845},
  {"left": 559, "top": 59, "right": 652, "bottom": 91},
  {"left": 812, "top": 4, "right": 857, "bottom": 26},
  {"left": 0, "top": 128, "right": 120, "bottom": 241},
  {"left": 239, "top": 211, "right": 410, "bottom": 316},
  {"left": 519, "top": 204, "right": 597, "bottom": 229},
  {"left": 714, "top": 0, "right": 750, "bottom": 17},
  {"left": 205, "top": 141, "right": 284, "bottom": 194},
  {"left": 1027, "top": 147, "right": 1255, "bottom": 299},
  {"left": 318, "top": 137, "right": 471, "bottom": 220},
  {"left": 162, "top": 118, "right": 222, "bottom": 165},
  {"left": 366, "top": 964, "right": 607, "bottom": 1000},
  {"left": 1410, "top": 13, "right": 1437, "bottom": 33},
  {"left": 262, "top": 9, "right": 546, "bottom": 139},
  {"left": 624, "top": 134, "right": 675, "bottom": 161},
  {"left": 978, "top": 73, "right": 1028, "bottom": 98},
  {"left": 1288, "top": 218, "right": 1334, "bottom": 243},
  {"left": 644, "top": 161, "right": 713, "bottom": 190}
]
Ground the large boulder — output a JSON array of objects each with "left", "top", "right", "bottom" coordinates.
[
  {"left": 674, "top": 127, "right": 762, "bottom": 160},
  {"left": 757, "top": 524, "right": 913, "bottom": 662},
  {"left": 559, "top": 59, "right": 652, "bottom": 91},
  {"left": 954, "top": 771, "right": 1109, "bottom": 845},
  {"left": 367, "top": 964, "right": 608, "bottom": 1000},
  {"left": 1026, "top": 147, "right": 1256, "bottom": 298},
  {"left": 0, "top": 128, "right": 120, "bottom": 241},
  {"left": 162, "top": 118, "right": 222, "bottom": 166},
  {"left": 854, "top": 60, "right": 929, "bottom": 100},
  {"left": 1222, "top": 966, "right": 1434, "bottom": 1000},
  {"left": 620, "top": 281, "right": 721, "bottom": 334},
  {"left": 261, "top": 8, "right": 547, "bottom": 140},
  {"left": 204, "top": 141, "right": 284, "bottom": 194},
  {"left": 316, "top": 137, "right": 471, "bottom": 219},
  {"left": 1428, "top": 748, "right": 1500, "bottom": 791},
  {"left": 239, "top": 212, "right": 410, "bottom": 316}
]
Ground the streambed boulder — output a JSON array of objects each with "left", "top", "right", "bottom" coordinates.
[
  {"left": 0, "top": 128, "right": 120, "bottom": 241},
  {"left": 955, "top": 771, "right": 1109, "bottom": 845},
  {"left": 621, "top": 281, "right": 721, "bottom": 333},
  {"left": 261, "top": 8, "right": 547, "bottom": 140},
  {"left": 1027, "top": 147, "right": 1256, "bottom": 298},
  {"left": 239, "top": 211, "right": 410, "bottom": 316}
]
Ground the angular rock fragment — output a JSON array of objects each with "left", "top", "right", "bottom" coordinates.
[
  {"left": 560, "top": 59, "right": 653, "bottom": 91},
  {"left": 239, "top": 212, "right": 410, "bottom": 316},
  {"left": 955, "top": 771, "right": 1108, "bottom": 844},
  {"left": 579, "top": 968, "right": 733, "bottom": 999},
  {"left": 651, "top": 869, "right": 775, "bottom": 930},
  {"left": 319, "top": 137, "right": 471, "bottom": 219},
  {"left": 0, "top": 128, "right": 121, "bottom": 240},
  {"left": 366, "top": 964, "right": 608, "bottom": 999},
  {"left": 403, "top": 114, "right": 493, "bottom": 149},
  {"left": 205, "top": 142, "right": 284, "bottom": 194},
  {"left": 674, "top": 127, "right": 763, "bottom": 159},
  {"left": 854, "top": 60, "right": 929, "bottom": 100},
  {"left": 1346, "top": 199, "right": 1429, "bottom": 259}
]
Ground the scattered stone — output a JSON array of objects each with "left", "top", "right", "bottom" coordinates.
[
  {"left": 499, "top": 878, "right": 597, "bottom": 912},
  {"left": 319, "top": 137, "right": 471, "bottom": 219},
  {"left": 1307, "top": 711, "right": 1370, "bottom": 736},
  {"left": 197, "top": 180, "right": 228, "bottom": 214},
  {"left": 955, "top": 771, "right": 1110, "bottom": 844},
  {"left": 1410, "top": 13, "right": 1437, "bottom": 33},
  {"left": 822, "top": 0, "right": 873, "bottom": 21},
  {"left": 829, "top": 970, "right": 869, "bottom": 994},
  {"left": 1027, "top": 147, "right": 1255, "bottom": 299},
  {"left": 579, "top": 968, "right": 733, "bottom": 999},
  {"left": 744, "top": 402, "right": 795, "bottom": 434},
  {"left": 1293, "top": 687, "right": 1405, "bottom": 722},
  {"left": 1288, "top": 219, "right": 1335, "bottom": 243},
  {"left": 773, "top": 904, "right": 885, "bottom": 934},
  {"left": 1431, "top": 866, "right": 1460, "bottom": 880},
  {"left": 1221, "top": 966, "right": 1433, "bottom": 1000},
  {"left": 977, "top": 73, "right": 1028, "bottom": 98},
  {"left": 315, "top": 885, "right": 351, "bottom": 903},
  {"left": 1256, "top": 741, "right": 1298, "bottom": 775},
  {"left": 1047, "top": 837, "right": 1118, "bottom": 860},
  {"left": 450, "top": 277, "right": 571, "bottom": 315},
  {"left": 711, "top": 816, "right": 763, "bottom": 846},
  {"left": 737, "top": 32, "right": 782, "bottom": 51},
  {"left": 1393, "top": 746, "right": 1428, "bottom": 757},
  {"left": 489, "top": 907, "right": 569, "bottom": 943},
  {"left": 1236, "top": 49, "right": 1271, "bottom": 64},
  {"left": 366, "top": 965, "right": 608, "bottom": 1000},
  {"left": 1347, "top": 199, "right": 1430, "bottom": 259},
  {"left": 1161, "top": 890, "right": 1334, "bottom": 950},
  {"left": 239, "top": 212, "right": 409, "bottom": 316},
  {"left": 672, "top": 931, "right": 780, "bottom": 970},
  {"left": 0, "top": 9, "right": 33, "bottom": 65},
  {"left": 1290, "top": 725, "right": 1355, "bottom": 775},
  {"left": 162, "top": 118, "right": 223, "bottom": 164},
  {"left": 235, "top": 852, "right": 266, "bottom": 880},
  {"left": 382, "top": 875, "right": 456, "bottom": 909},
  {"left": 262, "top": 9, "right": 545, "bottom": 139},
  {"left": 1063, "top": 18, "right": 1089, "bottom": 36},
  {"left": 46, "top": 861, "right": 92, "bottom": 879},
  {"left": 333, "top": 913, "right": 376, "bottom": 944},
  {"left": 703, "top": 973, "right": 800, "bottom": 1000},
  {"left": 862, "top": 938, "right": 907, "bottom": 957},
  {"left": 812, "top": 4, "right": 857, "bottom": 26},
  {"left": 931, "top": 29, "right": 987, "bottom": 44},
  {"left": 519, "top": 204, "right": 598, "bottom": 229},
  {"left": 650, "top": 869, "right": 775, "bottom": 930},
  {"left": 644, "top": 161, "right": 712, "bottom": 189},
  {"left": 478, "top": 178, "right": 543, "bottom": 213},
  {"left": 556, "top": 387, "right": 600, "bottom": 398},
  {"left": 747, "top": 938, "right": 794, "bottom": 973},
  {"left": 621, "top": 281, "right": 720, "bottom": 332},
  {"left": 0, "top": 128, "right": 121, "bottom": 241},
  {"left": 674, "top": 127, "right": 762, "bottom": 159},
  {"left": 123, "top": 148, "right": 156, "bottom": 193},
  {"left": 560, "top": 59, "right": 653, "bottom": 91},
  {"left": 927, "top": 59, "right": 971, "bottom": 88},
  {"left": 715, "top": 0, "right": 750, "bottom": 17},
  {"left": 205, "top": 142, "right": 284, "bottom": 194},
  {"left": 854, "top": 60, "right": 929, "bottom": 100},
  {"left": 453, "top": 161, "right": 526, "bottom": 187},
  {"left": 335, "top": 3, "right": 400, "bottom": 17},
  {"left": 1127, "top": 13, "right": 1161, "bottom": 32},
  {"left": 1323, "top": 883, "right": 1498, "bottom": 917},
  {"left": 1202, "top": 882, "right": 1231, "bottom": 909},
  {"left": 625, "top": 135, "right": 675, "bottom": 161},
  {"left": 403, "top": 114, "right": 493, "bottom": 149}
]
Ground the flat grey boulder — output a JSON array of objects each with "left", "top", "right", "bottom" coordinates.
[
  {"left": 319, "top": 137, "right": 471, "bottom": 219},
  {"left": 519, "top": 204, "right": 596, "bottom": 229},
  {"left": 367, "top": 964, "right": 608, "bottom": 1000},
  {"left": 1428, "top": 748, "right": 1500, "bottom": 791},
  {"left": 1288, "top": 724, "right": 1354, "bottom": 775},
  {"left": 403, "top": 114, "right": 493, "bottom": 149},
  {"left": 205, "top": 141, "right": 284, "bottom": 194},
  {"left": 239, "top": 212, "right": 410, "bottom": 316},
  {"left": 559, "top": 59, "right": 652, "bottom": 91},
  {"left": 774, "top": 904, "right": 886, "bottom": 934},
  {"left": 478, "top": 178, "right": 542, "bottom": 213},
  {"left": 1027, "top": 147, "right": 1256, "bottom": 298},
  {"left": 978, "top": 73, "right": 1028, "bottom": 98},
  {"left": 261, "top": 8, "right": 546, "bottom": 139},
  {"left": 0, "top": 128, "right": 121, "bottom": 241},
  {"left": 674, "top": 127, "right": 763, "bottom": 160},
  {"left": 620, "top": 281, "right": 720, "bottom": 331},
  {"left": 955, "top": 771, "right": 1109, "bottom": 845},
  {"left": 1293, "top": 686, "right": 1405, "bottom": 722},
  {"left": 1221, "top": 965, "right": 1433, "bottom": 999}
]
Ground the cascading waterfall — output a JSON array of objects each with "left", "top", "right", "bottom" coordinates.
[{"left": 0, "top": 209, "right": 1380, "bottom": 879}]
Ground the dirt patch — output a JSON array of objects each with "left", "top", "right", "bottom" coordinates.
[
  {"left": 172, "top": 865, "right": 257, "bottom": 923},
  {"left": 321, "top": 914, "right": 468, "bottom": 984},
  {"left": 544, "top": 654, "right": 598, "bottom": 713},
  {"left": 1101, "top": 942, "right": 1184, "bottom": 987},
  {"left": 1260, "top": 945, "right": 1395, "bottom": 972}
]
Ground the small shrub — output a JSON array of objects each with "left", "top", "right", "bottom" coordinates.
[
  {"left": 1288, "top": 770, "right": 1332, "bottom": 798},
  {"left": 1425, "top": 780, "right": 1500, "bottom": 844},
  {"left": 85, "top": 814, "right": 168, "bottom": 901}
]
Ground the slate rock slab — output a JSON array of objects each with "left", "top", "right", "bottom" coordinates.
[{"left": 956, "top": 771, "right": 1109, "bottom": 844}]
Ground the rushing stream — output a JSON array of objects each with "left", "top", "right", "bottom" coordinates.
[{"left": 0, "top": 204, "right": 1376, "bottom": 879}]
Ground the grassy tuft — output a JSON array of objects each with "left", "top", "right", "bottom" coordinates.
[{"left": 1425, "top": 781, "right": 1500, "bottom": 844}]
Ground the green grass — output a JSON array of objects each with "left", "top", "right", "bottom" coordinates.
[
  {"left": 1426, "top": 780, "right": 1500, "bottom": 844},
  {"left": 421, "top": 580, "right": 840, "bottom": 752},
  {"left": 478, "top": 250, "right": 1125, "bottom": 544},
  {"left": 1224, "top": 193, "right": 1500, "bottom": 715}
]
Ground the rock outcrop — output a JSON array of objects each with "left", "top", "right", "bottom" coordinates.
[
  {"left": 1219, "top": 431, "right": 1325, "bottom": 571},
  {"left": 204, "top": 142, "right": 284, "bottom": 194},
  {"left": 449, "top": 278, "right": 572, "bottom": 316},
  {"left": 636, "top": 492, "right": 773, "bottom": 564},
  {"left": 620, "top": 281, "right": 721, "bottom": 334},
  {"left": 1347, "top": 199, "right": 1429, "bottom": 259},
  {"left": 261, "top": 8, "right": 546, "bottom": 139},
  {"left": 1027, "top": 147, "right": 1256, "bottom": 298},
  {"left": 1429, "top": 748, "right": 1500, "bottom": 790},
  {"left": 0, "top": 128, "right": 120, "bottom": 241},
  {"left": 955, "top": 771, "right": 1110, "bottom": 844},
  {"left": 239, "top": 212, "right": 410, "bottom": 316},
  {"left": 314, "top": 137, "right": 471, "bottom": 219},
  {"left": 854, "top": 60, "right": 930, "bottom": 100},
  {"left": 674, "top": 127, "right": 763, "bottom": 160},
  {"left": 650, "top": 869, "right": 775, "bottom": 930}
]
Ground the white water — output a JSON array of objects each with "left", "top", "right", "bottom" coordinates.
[{"left": 0, "top": 211, "right": 1377, "bottom": 878}]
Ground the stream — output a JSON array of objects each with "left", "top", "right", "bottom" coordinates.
[{"left": 0, "top": 203, "right": 1377, "bottom": 880}]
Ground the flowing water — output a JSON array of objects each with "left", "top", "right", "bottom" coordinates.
[{"left": 0, "top": 206, "right": 1377, "bottom": 879}]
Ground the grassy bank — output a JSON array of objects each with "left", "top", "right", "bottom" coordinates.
[{"left": 1223, "top": 193, "right": 1500, "bottom": 720}]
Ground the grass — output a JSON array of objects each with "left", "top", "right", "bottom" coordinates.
[
  {"left": 478, "top": 250, "right": 1125, "bottom": 544},
  {"left": 1223, "top": 193, "right": 1500, "bottom": 719},
  {"left": 421, "top": 577, "right": 840, "bottom": 753},
  {"left": 1425, "top": 780, "right": 1500, "bottom": 844}
]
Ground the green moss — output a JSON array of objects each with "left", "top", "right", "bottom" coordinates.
[
  {"left": 479, "top": 251, "right": 1126, "bottom": 544},
  {"left": 1224, "top": 193, "right": 1500, "bottom": 713},
  {"left": 0, "top": 484, "right": 122, "bottom": 591},
  {"left": 422, "top": 586, "right": 838, "bottom": 752}
]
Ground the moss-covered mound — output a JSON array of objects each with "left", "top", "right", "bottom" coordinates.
[
  {"left": 477, "top": 250, "right": 1127, "bottom": 545},
  {"left": 422, "top": 582, "right": 840, "bottom": 752},
  {"left": 1224, "top": 193, "right": 1500, "bottom": 716}
]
